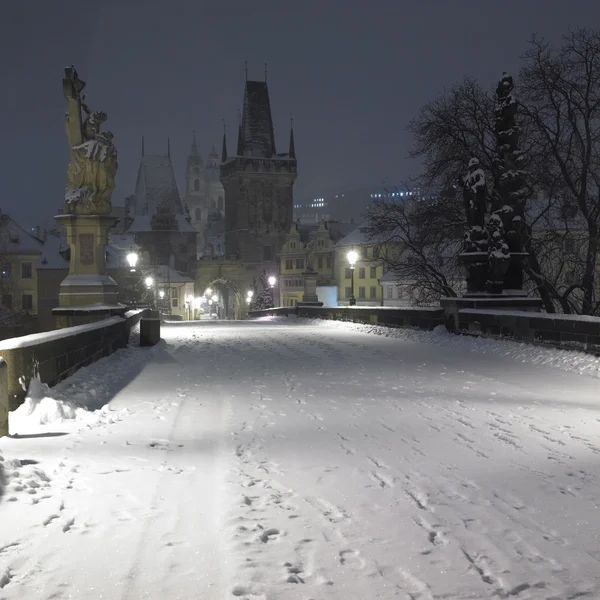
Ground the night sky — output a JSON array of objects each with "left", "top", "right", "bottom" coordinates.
[{"left": 1, "top": 1, "right": 598, "bottom": 230}]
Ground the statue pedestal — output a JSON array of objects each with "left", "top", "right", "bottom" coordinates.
[
  {"left": 52, "top": 214, "right": 124, "bottom": 329},
  {"left": 298, "top": 269, "right": 323, "bottom": 307},
  {"left": 441, "top": 294, "right": 542, "bottom": 333}
]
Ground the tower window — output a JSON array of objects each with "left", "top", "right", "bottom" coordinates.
[
  {"left": 194, "top": 179, "right": 200, "bottom": 192},
  {"left": 218, "top": 196, "right": 224, "bottom": 211}
]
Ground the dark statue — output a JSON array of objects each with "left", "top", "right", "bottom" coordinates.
[{"left": 459, "top": 72, "right": 530, "bottom": 295}]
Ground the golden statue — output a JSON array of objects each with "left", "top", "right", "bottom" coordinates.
[{"left": 62, "top": 66, "right": 118, "bottom": 215}]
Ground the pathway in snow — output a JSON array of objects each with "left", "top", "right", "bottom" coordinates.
[{"left": 1, "top": 319, "right": 600, "bottom": 599}]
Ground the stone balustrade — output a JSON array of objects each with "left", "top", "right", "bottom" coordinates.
[
  {"left": 248, "top": 304, "right": 600, "bottom": 357},
  {"left": 0, "top": 309, "right": 149, "bottom": 436}
]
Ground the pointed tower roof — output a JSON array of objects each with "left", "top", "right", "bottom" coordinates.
[
  {"left": 187, "top": 131, "right": 203, "bottom": 170},
  {"left": 221, "top": 132, "right": 228, "bottom": 162},
  {"left": 239, "top": 80, "right": 276, "bottom": 158},
  {"left": 289, "top": 119, "right": 296, "bottom": 160},
  {"left": 190, "top": 130, "right": 199, "bottom": 156},
  {"left": 127, "top": 154, "right": 196, "bottom": 233},
  {"left": 236, "top": 123, "right": 243, "bottom": 156}
]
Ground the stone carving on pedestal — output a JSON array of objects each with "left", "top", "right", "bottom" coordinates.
[{"left": 53, "top": 66, "right": 124, "bottom": 328}]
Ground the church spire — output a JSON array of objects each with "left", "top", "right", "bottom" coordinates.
[
  {"left": 236, "top": 110, "right": 243, "bottom": 156},
  {"left": 289, "top": 115, "right": 296, "bottom": 159},
  {"left": 190, "top": 130, "right": 199, "bottom": 156},
  {"left": 221, "top": 120, "right": 228, "bottom": 162}
]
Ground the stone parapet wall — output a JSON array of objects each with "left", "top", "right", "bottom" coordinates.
[
  {"left": 247, "top": 306, "right": 445, "bottom": 330},
  {"left": 248, "top": 305, "right": 600, "bottom": 357},
  {"left": 457, "top": 308, "right": 600, "bottom": 355},
  {"left": 0, "top": 309, "right": 148, "bottom": 417}
]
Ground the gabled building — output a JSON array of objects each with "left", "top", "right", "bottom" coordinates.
[
  {"left": 220, "top": 77, "right": 297, "bottom": 265},
  {"left": 125, "top": 151, "right": 198, "bottom": 276},
  {"left": 334, "top": 224, "right": 387, "bottom": 306},
  {"left": 0, "top": 211, "right": 43, "bottom": 318},
  {"left": 279, "top": 220, "right": 354, "bottom": 306}
]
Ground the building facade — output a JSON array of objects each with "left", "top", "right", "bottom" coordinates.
[
  {"left": 0, "top": 212, "right": 43, "bottom": 320},
  {"left": 124, "top": 152, "right": 198, "bottom": 278},
  {"left": 183, "top": 134, "right": 225, "bottom": 257},
  {"left": 334, "top": 224, "right": 385, "bottom": 306},
  {"left": 279, "top": 220, "right": 353, "bottom": 306}
]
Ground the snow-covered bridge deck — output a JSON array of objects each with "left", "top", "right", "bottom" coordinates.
[{"left": 1, "top": 318, "right": 600, "bottom": 599}]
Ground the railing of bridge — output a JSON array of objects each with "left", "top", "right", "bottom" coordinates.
[
  {"left": 247, "top": 305, "right": 445, "bottom": 330},
  {"left": 0, "top": 309, "right": 150, "bottom": 436},
  {"left": 247, "top": 305, "right": 600, "bottom": 357}
]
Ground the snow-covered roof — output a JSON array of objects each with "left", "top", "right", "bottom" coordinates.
[
  {"left": 36, "top": 233, "right": 69, "bottom": 270},
  {"left": 150, "top": 265, "right": 194, "bottom": 285},
  {"left": 334, "top": 223, "right": 390, "bottom": 248},
  {"left": 0, "top": 212, "right": 43, "bottom": 256}
]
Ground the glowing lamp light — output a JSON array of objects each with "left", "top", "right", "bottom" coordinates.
[
  {"left": 205, "top": 288, "right": 212, "bottom": 296},
  {"left": 126, "top": 252, "right": 138, "bottom": 270},
  {"left": 347, "top": 249, "right": 359, "bottom": 267},
  {"left": 268, "top": 276, "right": 276, "bottom": 287},
  {"left": 247, "top": 290, "right": 254, "bottom": 299},
  {"left": 158, "top": 290, "right": 165, "bottom": 299},
  {"left": 144, "top": 276, "right": 154, "bottom": 288}
]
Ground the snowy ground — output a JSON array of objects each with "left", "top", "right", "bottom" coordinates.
[{"left": 1, "top": 318, "right": 600, "bottom": 599}]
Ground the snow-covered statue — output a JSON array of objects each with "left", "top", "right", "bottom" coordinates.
[
  {"left": 462, "top": 157, "right": 488, "bottom": 253},
  {"left": 486, "top": 72, "right": 530, "bottom": 292},
  {"left": 62, "top": 66, "right": 118, "bottom": 216}
]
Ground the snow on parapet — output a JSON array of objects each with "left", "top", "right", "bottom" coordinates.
[{"left": 0, "top": 316, "right": 124, "bottom": 351}]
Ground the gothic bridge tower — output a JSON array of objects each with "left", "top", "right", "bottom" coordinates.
[{"left": 220, "top": 75, "right": 297, "bottom": 266}]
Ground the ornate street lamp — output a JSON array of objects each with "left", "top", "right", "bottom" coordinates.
[
  {"left": 144, "top": 276, "right": 154, "bottom": 289},
  {"left": 347, "top": 249, "right": 358, "bottom": 306}
]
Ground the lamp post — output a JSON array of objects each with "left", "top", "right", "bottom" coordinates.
[
  {"left": 268, "top": 275, "right": 277, "bottom": 308},
  {"left": 145, "top": 276, "right": 155, "bottom": 308},
  {"left": 347, "top": 249, "right": 358, "bottom": 306},
  {"left": 125, "top": 251, "right": 139, "bottom": 306}
]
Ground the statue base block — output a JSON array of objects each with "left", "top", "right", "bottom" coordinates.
[
  {"left": 441, "top": 295, "right": 542, "bottom": 333},
  {"left": 53, "top": 304, "right": 127, "bottom": 329}
]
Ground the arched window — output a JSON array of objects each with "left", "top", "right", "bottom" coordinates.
[
  {"left": 194, "top": 179, "right": 200, "bottom": 192},
  {"left": 218, "top": 196, "right": 224, "bottom": 211},
  {"left": 195, "top": 208, "right": 201, "bottom": 221}
]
